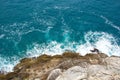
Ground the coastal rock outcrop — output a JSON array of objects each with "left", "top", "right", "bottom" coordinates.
[
  {"left": 56, "top": 66, "right": 87, "bottom": 80},
  {"left": 0, "top": 51, "right": 120, "bottom": 80},
  {"left": 55, "top": 57, "right": 120, "bottom": 80}
]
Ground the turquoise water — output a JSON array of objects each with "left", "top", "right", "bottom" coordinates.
[{"left": 0, "top": 0, "right": 120, "bottom": 72}]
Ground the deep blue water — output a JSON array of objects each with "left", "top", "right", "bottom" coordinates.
[{"left": 0, "top": 0, "right": 120, "bottom": 72}]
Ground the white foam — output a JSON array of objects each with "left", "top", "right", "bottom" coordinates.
[
  {"left": 100, "top": 15, "right": 120, "bottom": 31},
  {"left": 0, "top": 31, "right": 120, "bottom": 73},
  {"left": 26, "top": 31, "right": 120, "bottom": 57},
  {"left": 84, "top": 31, "right": 120, "bottom": 56},
  {"left": 0, "top": 34, "right": 5, "bottom": 39},
  {"left": 53, "top": 6, "right": 70, "bottom": 10},
  {"left": 1, "top": 24, "right": 46, "bottom": 45},
  {"left": 0, "top": 56, "right": 20, "bottom": 73}
]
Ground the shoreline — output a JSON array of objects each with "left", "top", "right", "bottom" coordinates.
[{"left": 0, "top": 51, "right": 120, "bottom": 80}]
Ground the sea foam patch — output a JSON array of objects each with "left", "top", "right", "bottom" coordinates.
[
  {"left": 26, "top": 31, "right": 120, "bottom": 57},
  {"left": 0, "top": 56, "right": 20, "bottom": 73},
  {"left": 0, "top": 34, "right": 5, "bottom": 39},
  {"left": 100, "top": 15, "right": 120, "bottom": 31}
]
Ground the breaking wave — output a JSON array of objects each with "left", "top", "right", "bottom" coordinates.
[
  {"left": 0, "top": 29, "right": 120, "bottom": 72},
  {"left": 26, "top": 31, "right": 120, "bottom": 57}
]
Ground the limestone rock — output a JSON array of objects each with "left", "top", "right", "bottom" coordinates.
[
  {"left": 0, "top": 52, "right": 120, "bottom": 80},
  {"left": 47, "top": 69, "right": 62, "bottom": 80},
  {"left": 56, "top": 66, "right": 87, "bottom": 80},
  {"left": 105, "top": 57, "right": 120, "bottom": 73}
]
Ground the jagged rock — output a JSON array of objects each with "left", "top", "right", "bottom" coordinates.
[
  {"left": 56, "top": 66, "right": 87, "bottom": 80},
  {"left": 47, "top": 69, "right": 62, "bottom": 80},
  {"left": 55, "top": 56, "right": 120, "bottom": 80},
  {"left": 88, "top": 65, "right": 113, "bottom": 80},
  {"left": 105, "top": 57, "right": 120, "bottom": 73},
  {"left": 0, "top": 52, "right": 120, "bottom": 80}
]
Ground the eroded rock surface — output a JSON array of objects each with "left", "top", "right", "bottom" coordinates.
[{"left": 0, "top": 52, "right": 120, "bottom": 80}]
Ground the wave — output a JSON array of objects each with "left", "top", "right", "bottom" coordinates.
[
  {"left": 26, "top": 31, "right": 120, "bottom": 57},
  {"left": 0, "top": 11, "right": 120, "bottom": 73},
  {"left": 0, "top": 56, "right": 20, "bottom": 72},
  {"left": 0, "top": 30, "right": 120, "bottom": 72}
]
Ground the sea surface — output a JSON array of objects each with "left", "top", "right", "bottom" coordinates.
[{"left": 0, "top": 0, "right": 120, "bottom": 72}]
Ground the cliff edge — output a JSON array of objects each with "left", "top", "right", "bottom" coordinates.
[{"left": 0, "top": 51, "right": 120, "bottom": 80}]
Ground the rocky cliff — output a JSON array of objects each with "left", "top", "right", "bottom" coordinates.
[{"left": 0, "top": 51, "right": 120, "bottom": 80}]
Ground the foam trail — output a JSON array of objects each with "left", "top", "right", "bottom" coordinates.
[
  {"left": 45, "top": 26, "right": 53, "bottom": 42},
  {"left": 100, "top": 15, "right": 120, "bottom": 31},
  {"left": 0, "top": 34, "right": 5, "bottom": 39}
]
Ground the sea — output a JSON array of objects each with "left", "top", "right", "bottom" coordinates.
[{"left": 0, "top": 0, "right": 120, "bottom": 72}]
